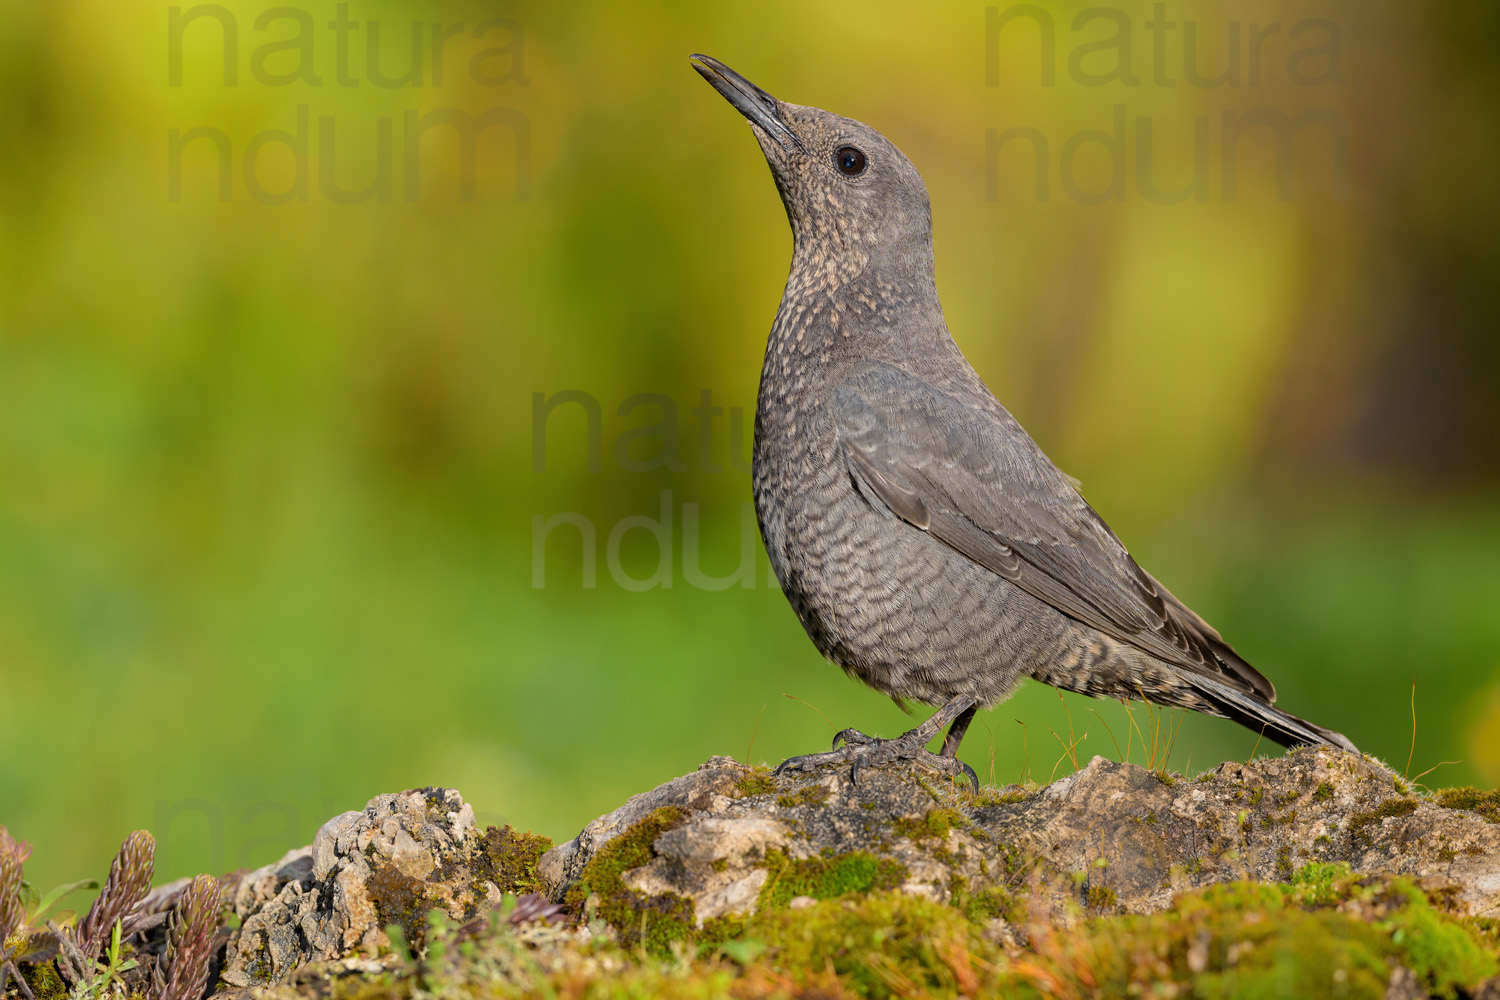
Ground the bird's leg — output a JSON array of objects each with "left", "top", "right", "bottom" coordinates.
[
  {"left": 939, "top": 703, "right": 977, "bottom": 758},
  {"left": 774, "top": 696, "right": 980, "bottom": 792}
]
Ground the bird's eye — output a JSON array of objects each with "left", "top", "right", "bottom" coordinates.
[{"left": 834, "top": 146, "right": 868, "bottom": 176}]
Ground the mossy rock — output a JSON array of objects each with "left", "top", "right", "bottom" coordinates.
[
  {"left": 539, "top": 750, "right": 1500, "bottom": 935},
  {"left": 220, "top": 867, "right": 1499, "bottom": 1000},
  {"left": 163, "top": 750, "right": 1500, "bottom": 998}
]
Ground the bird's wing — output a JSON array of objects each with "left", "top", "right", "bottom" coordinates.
[{"left": 832, "top": 362, "right": 1275, "bottom": 701}]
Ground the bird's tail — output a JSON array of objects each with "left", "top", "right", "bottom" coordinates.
[{"left": 1186, "top": 674, "right": 1359, "bottom": 753}]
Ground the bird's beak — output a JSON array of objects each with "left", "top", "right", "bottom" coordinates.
[{"left": 690, "top": 54, "right": 805, "bottom": 154}]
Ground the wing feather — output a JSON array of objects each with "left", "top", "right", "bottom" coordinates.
[{"left": 833, "top": 362, "right": 1275, "bottom": 701}]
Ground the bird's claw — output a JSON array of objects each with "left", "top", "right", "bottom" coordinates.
[
  {"left": 774, "top": 730, "right": 981, "bottom": 794},
  {"left": 832, "top": 727, "right": 875, "bottom": 750}
]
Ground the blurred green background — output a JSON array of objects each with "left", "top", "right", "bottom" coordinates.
[{"left": 2, "top": 0, "right": 1498, "bottom": 893}]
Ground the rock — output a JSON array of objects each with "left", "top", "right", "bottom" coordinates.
[
  {"left": 217, "top": 788, "right": 503, "bottom": 990},
  {"left": 540, "top": 748, "right": 1500, "bottom": 925},
  {"left": 536, "top": 756, "right": 746, "bottom": 900},
  {"left": 194, "top": 748, "right": 1498, "bottom": 995}
]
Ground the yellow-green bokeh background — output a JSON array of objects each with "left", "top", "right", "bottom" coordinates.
[{"left": 3, "top": 0, "right": 1499, "bottom": 892}]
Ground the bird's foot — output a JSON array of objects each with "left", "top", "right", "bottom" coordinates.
[{"left": 773, "top": 719, "right": 979, "bottom": 793}]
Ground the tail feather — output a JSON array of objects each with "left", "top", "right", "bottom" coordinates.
[{"left": 1187, "top": 674, "right": 1358, "bottom": 753}]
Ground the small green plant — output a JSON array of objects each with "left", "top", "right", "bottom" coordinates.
[
  {"left": 75, "top": 921, "right": 140, "bottom": 1000},
  {"left": 13, "top": 878, "right": 100, "bottom": 937}
]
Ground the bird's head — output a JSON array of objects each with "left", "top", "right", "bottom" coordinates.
[{"left": 691, "top": 55, "right": 933, "bottom": 269}]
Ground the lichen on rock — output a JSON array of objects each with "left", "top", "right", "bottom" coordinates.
[
  {"left": 216, "top": 787, "right": 550, "bottom": 991},
  {"left": 539, "top": 747, "right": 1500, "bottom": 934}
]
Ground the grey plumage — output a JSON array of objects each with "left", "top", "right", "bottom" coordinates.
[{"left": 690, "top": 55, "right": 1356, "bottom": 779}]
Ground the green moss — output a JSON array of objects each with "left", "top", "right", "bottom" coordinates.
[
  {"left": 1275, "top": 846, "right": 1294, "bottom": 881},
  {"left": 972, "top": 785, "right": 1035, "bottom": 806},
  {"left": 369, "top": 864, "right": 448, "bottom": 948},
  {"left": 477, "top": 825, "right": 552, "bottom": 898},
  {"left": 1471, "top": 917, "right": 1500, "bottom": 954},
  {"left": 563, "top": 805, "right": 695, "bottom": 956},
  {"left": 1382, "top": 880, "right": 1498, "bottom": 994},
  {"left": 757, "top": 848, "right": 907, "bottom": 911},
  {"left": 17, "top": 957, "right": 67, "bottom": 1000},
  {"left": 775, "top": 785, "right": 829, "bottom": 809},
  {"left": 743, "top": 891, "right": 978, "bottom": 998},
  {"left": 1314, "top": 781, "right": 1335, "bottom": 801},
  {"left": 1348, "top": 797, "right": 1419, "bottom": 850},
  {"left": 1152, "top": 770, "right": 1177, "bottom": 787},
  {"left": 894, "top": 807, "right": 964, "bottom": 843},
  {"left": 735, "top": 771, "right": 776, "bottom": 797},
  {"left": 1161, "top": 884, "right": 1390, "bottom": 997},
  {"left": 1279, "top": 862, "right": 1496, "bottom": 995},
  {"left": 697, "top": 913, "right": 747, "bottom": 951},
  {"left": 952, "top": 883, "right": 1013, "bottom": 924},
  {"left": 1433, "top": 786, "right": 1500, "bottom": 823},
  {"left": 1249, "top": 786, "right": 1264, "bottom": 807},
  {"left": 1290, "top": 861, "right": 1353, "bottom": 905},
  {"left": 1085, "top": 883, "right": 1118, "bottom": 911},
  {"left": 234, "top": 865, "right": 1500, "bottom": 1000}
]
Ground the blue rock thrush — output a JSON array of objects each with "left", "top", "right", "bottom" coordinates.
[{"left": 690, "top": 55, "right": 1357, "bottom": 790}]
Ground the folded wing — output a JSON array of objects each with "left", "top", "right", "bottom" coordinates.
[{"left": 833, "top": 361, "right": 1276, "bottom": 703}]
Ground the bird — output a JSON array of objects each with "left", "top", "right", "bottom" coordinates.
[{"left": 689, "top": 54, "right": 1357, "bottom": 790}]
